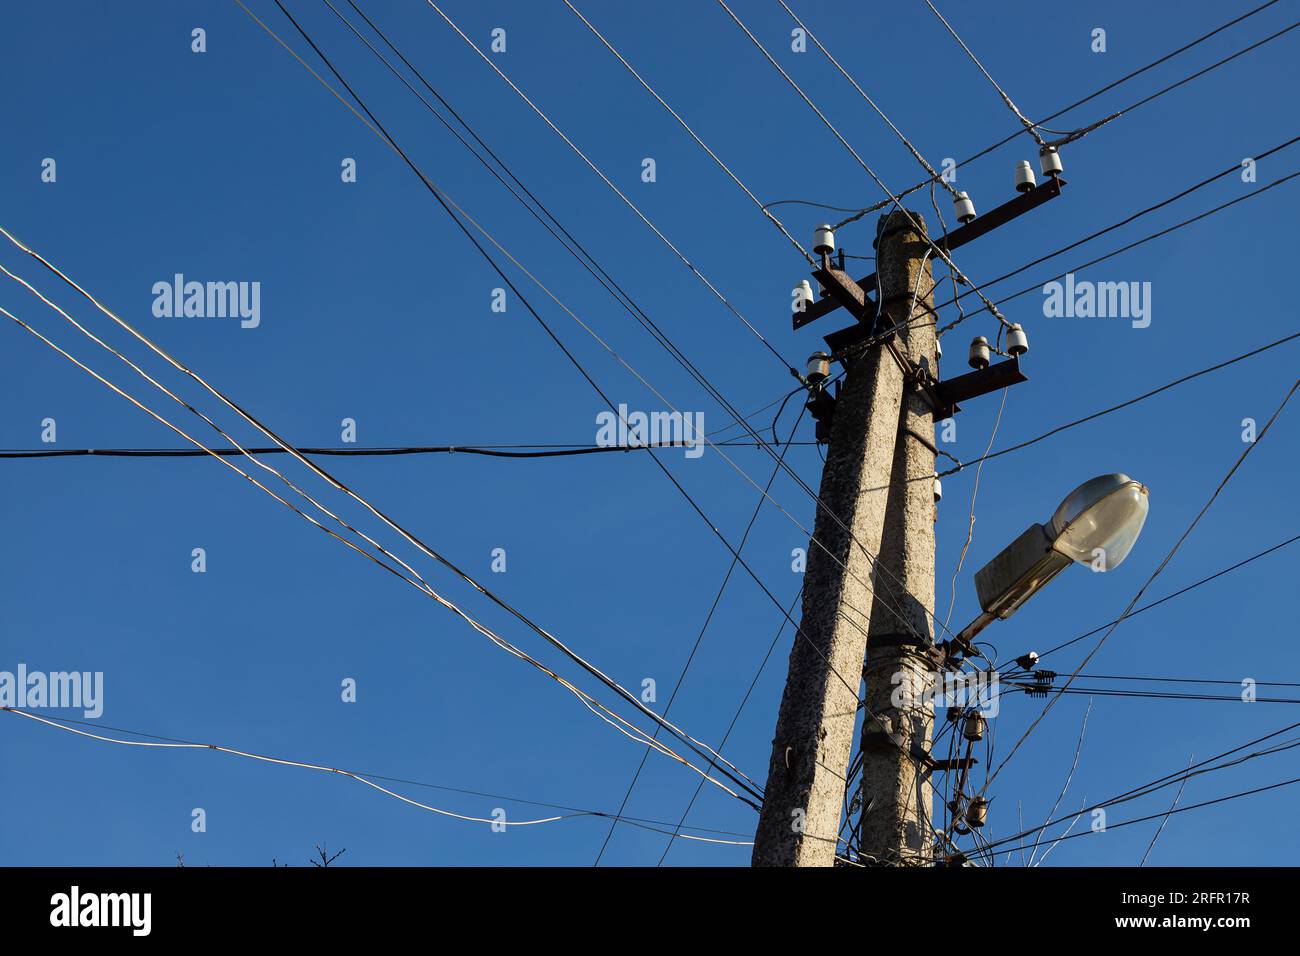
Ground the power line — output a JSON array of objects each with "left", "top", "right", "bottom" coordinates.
[
  {"left": 1033, "top": 533, "right": 1300, "bottom": 660},
  {"left": 986, "top": 772, "right": 1300, "bottom": 862},
  {"left": 225, "top": 0, "right": 904, "bottom": 760},
  {"left": 1071, "top": 673, "right": 1300, "bottom": 688},
  {"left": 1008, "top": 684, "right": 1300, "bottom": 704},
  {"left": 560, "top": 0, "right": 814, "bottom": 265},
  {"left": 832, "top": 1, "right": 1293, "bottom": 228},
  {"left": 422, "top": 0, "right": 799, "bottom": 375},
  {"left": 937, "top": 133, "right": 1300, "bottom": 315},
  {"left": 594, "top": 403, "right": 809, "bottom": 864},
  {"left": 2, "top": 240, "right": 769, "bottom": 806},
  {"left": 973, "top": 720, "right": 1300, "bottom": 858},
  {"left": 774, "top": 0, "right": 961, "bottom": 200},
  {"left": 939, "top": 166, "right": 1300, "bottom": 330},
  {"left": 28, "top": 3, "right": 774, "bottom": 806},
  {"left": 324, "top": 0, "right": 789, "bottom": 457},
  {"left": 920, "top": 0, "right": 1047, "bottom": 148},
  {"left": 0, "top": 708, "right": 754, "bottom": 845},
  {"left": 658, "top": 585, "right": 805, "bottom": 865},
  {"left": 0, "top": 440, "right": 812, "bottom": 460},
  {"left": 842, "top": 328, "right": 1297, "bottom": 494},
  {"left": 311, "top": 0, "right": 945, "bottom": 659},
  {"left": 5, "top": 710, "right": 754, "bottom": 836},
  {"left": 980, "top": 377, "right": 1299, "bottom": 796},
  {"left": 2, "top": 299, "right": 754, "bottom": 801},
  {"left": 938, "top": 331, "right": 1300, "bottom": 480},
  {"left": 333, "top": 0, "right": 1008, "bottom": 674},
  {"left": 713, "top": 0, "right": 1012, "bottom": 329}
]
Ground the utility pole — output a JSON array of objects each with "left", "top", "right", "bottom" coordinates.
[
  {"left": 855, "top": 211, "right": 938, "bottom": 865},
  {"left": 754, "top": 164, "right": 1060, "bottom": 867},
  {"left": 752, "top": 210, "right": 937, "bottom": 866}
]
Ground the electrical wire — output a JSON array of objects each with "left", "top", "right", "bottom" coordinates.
[
  {"left": 0, "top": 708, "right": 752, "bottom": 844},
  {"left": 298, "top": 0, "right": 946, "bottom": 662},
  {"left": 0, "top": 243, "right": 766, "bottom": 804},
  {"left": 0, "top": 300, "right": 752, "bottom": 803},
  {"left": 832, "top": 1, "right": 1293, "bottom": 227},
  {"left": 936, "top": 331, "right": 1300, "bottom": 481},
  {"left": 775, "top": 0, "right": 962, "bottom": 200},
  {"left": 935, "top": 166, "right": 1300, "bottom": 334},
  {"left": 931, "top": 133, "right": 1300, "bottom": 318},
  {"left": 234, "top": 0, "right": 899, "bottom": 722},
  {"left": 0, "top": 440, "right": 811, "bottom": 460},
  {"left": 1030, "top": 533, "right": 1300, "bottom": 661},
  {"left": 593, "top": 402, "right": 810, "bottom": 864},
  {"left": 1008, "top": 685, "right": 1300, "bottom": 705},
  {"left": 985, "top": 773, "right": 1300, "bottom": 862},
  {"left": 920, "top": 0, "right": 1048, "bottom": 148},
  {"left": 940, "top": 387, "right": 1008, "bottom": 634},
  {"left": 978, "top": 377, "right": 1299, "bottom": 797},
  {"left": 326, "top": 0, "right": 787, "bottom": 456},
  {"left": 712, "top": 0, "right": 1013, "bottom": 330},
  {"left": 1071, "top": 673, "right": 1300, "bottom": 688},
  {"left": 658, "top": 585, "right": 804, "bottom": 865},
  {"left": 934, "top": 720, "right": 1300, "bottom": 861},
  {"left": 560, "top": 0, "right": 814, "bottom": 266},
  {"left": 422, "top": 0, "right": 799, "bottom": 374}
]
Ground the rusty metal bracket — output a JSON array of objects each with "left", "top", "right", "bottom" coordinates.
[{"left": 931, "top": 355, "right": 1029, "bottom": 422}]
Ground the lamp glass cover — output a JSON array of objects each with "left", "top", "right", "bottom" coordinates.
[{"left": 1049, "top": 476, "right": 1149, "bottom": 570}]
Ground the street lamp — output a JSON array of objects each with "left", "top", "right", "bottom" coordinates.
[{"left": 950, "top": 474, "right": 1149, "bottom": 653}]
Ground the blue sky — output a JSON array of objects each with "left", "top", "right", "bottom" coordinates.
[{"left": 1, "top": 0, "right": 1296, "bottom": 866}]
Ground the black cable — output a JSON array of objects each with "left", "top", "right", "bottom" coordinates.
[
  {"left": 1032, "top": 533, "right": 1300, "bottom": 660},
  {"left": 985, "top": 773, "right": 1300, "bottom": 861},
  {"left": 1073, "top": 673, "right": 1300, "bottom": 688},
  {"left": 937, "top": 331, "right": 1300, "bottom": 479},
  {"left": 593, "top": 403, "right": 809, "bottom": 864},
  {"left": 973, "top": 718, "right": 1300, "bottom": 857},
  {"left": 979, "top": 379, "right": 1299, "bottom": 796},
  {"left": 1009, "top": 684, "right": 1300, "bottom": 704},
  {"left": 257, "top": 0, "right": 774, "bottom": 806},
  {"left": 934, "top": 133, "right": 1300, "bottom": 315},
  {"left": 832, "top": 0, "right": 1291, "bottom": 227},
  {"left": 0, "top": 440, "right": 809, "bottom": 460},
  {"left": 657, "top": 586, "right": 805, "bottom": 865},
  {"left": 324, "top": 0, "right": 942, "bottom": 653},
  {"left": 940, "top": 168, "right": 1300, "bottom": 327}
]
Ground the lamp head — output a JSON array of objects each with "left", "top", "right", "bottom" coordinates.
[{"left": 1048, "top": 474, "right": 1149, "bottom": 571}]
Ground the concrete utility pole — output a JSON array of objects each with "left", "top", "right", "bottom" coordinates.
[
  {"left": 856, "top": 212, "right": 938, "bottom": 864},
  {"left": 752, "top": 210, "right": 938, "bottom": 867}
]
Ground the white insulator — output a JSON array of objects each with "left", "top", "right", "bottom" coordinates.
[
  {"left": 1014, "top": 160, "right": 1036, "bottom": 193},
  {"left": 793, "top": 279, "right": 814, "bottom": 313},
  {"left": 1039, "top": 145, "right": 1064, "bottom": 177},
  {"left": 806, "top": 351, "right": 831, "bottom": 384},
  {"left": 1006, "top": 322, "right": 1029, "bottom": 357},
  {"left": 968, "top": 335, "right": 990, "bottom": 370},
  {"left": 953, "top": 191, "right": 976, "bottom": 224},
  {"left": 933, "top": 473, "right": 943, "bottom": 503},
  {"left": 812, "top": 223, "right": 835, "bottom": 256},
  {"left": 935, "top": 336, "right": 943, "bottom": 361}
]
